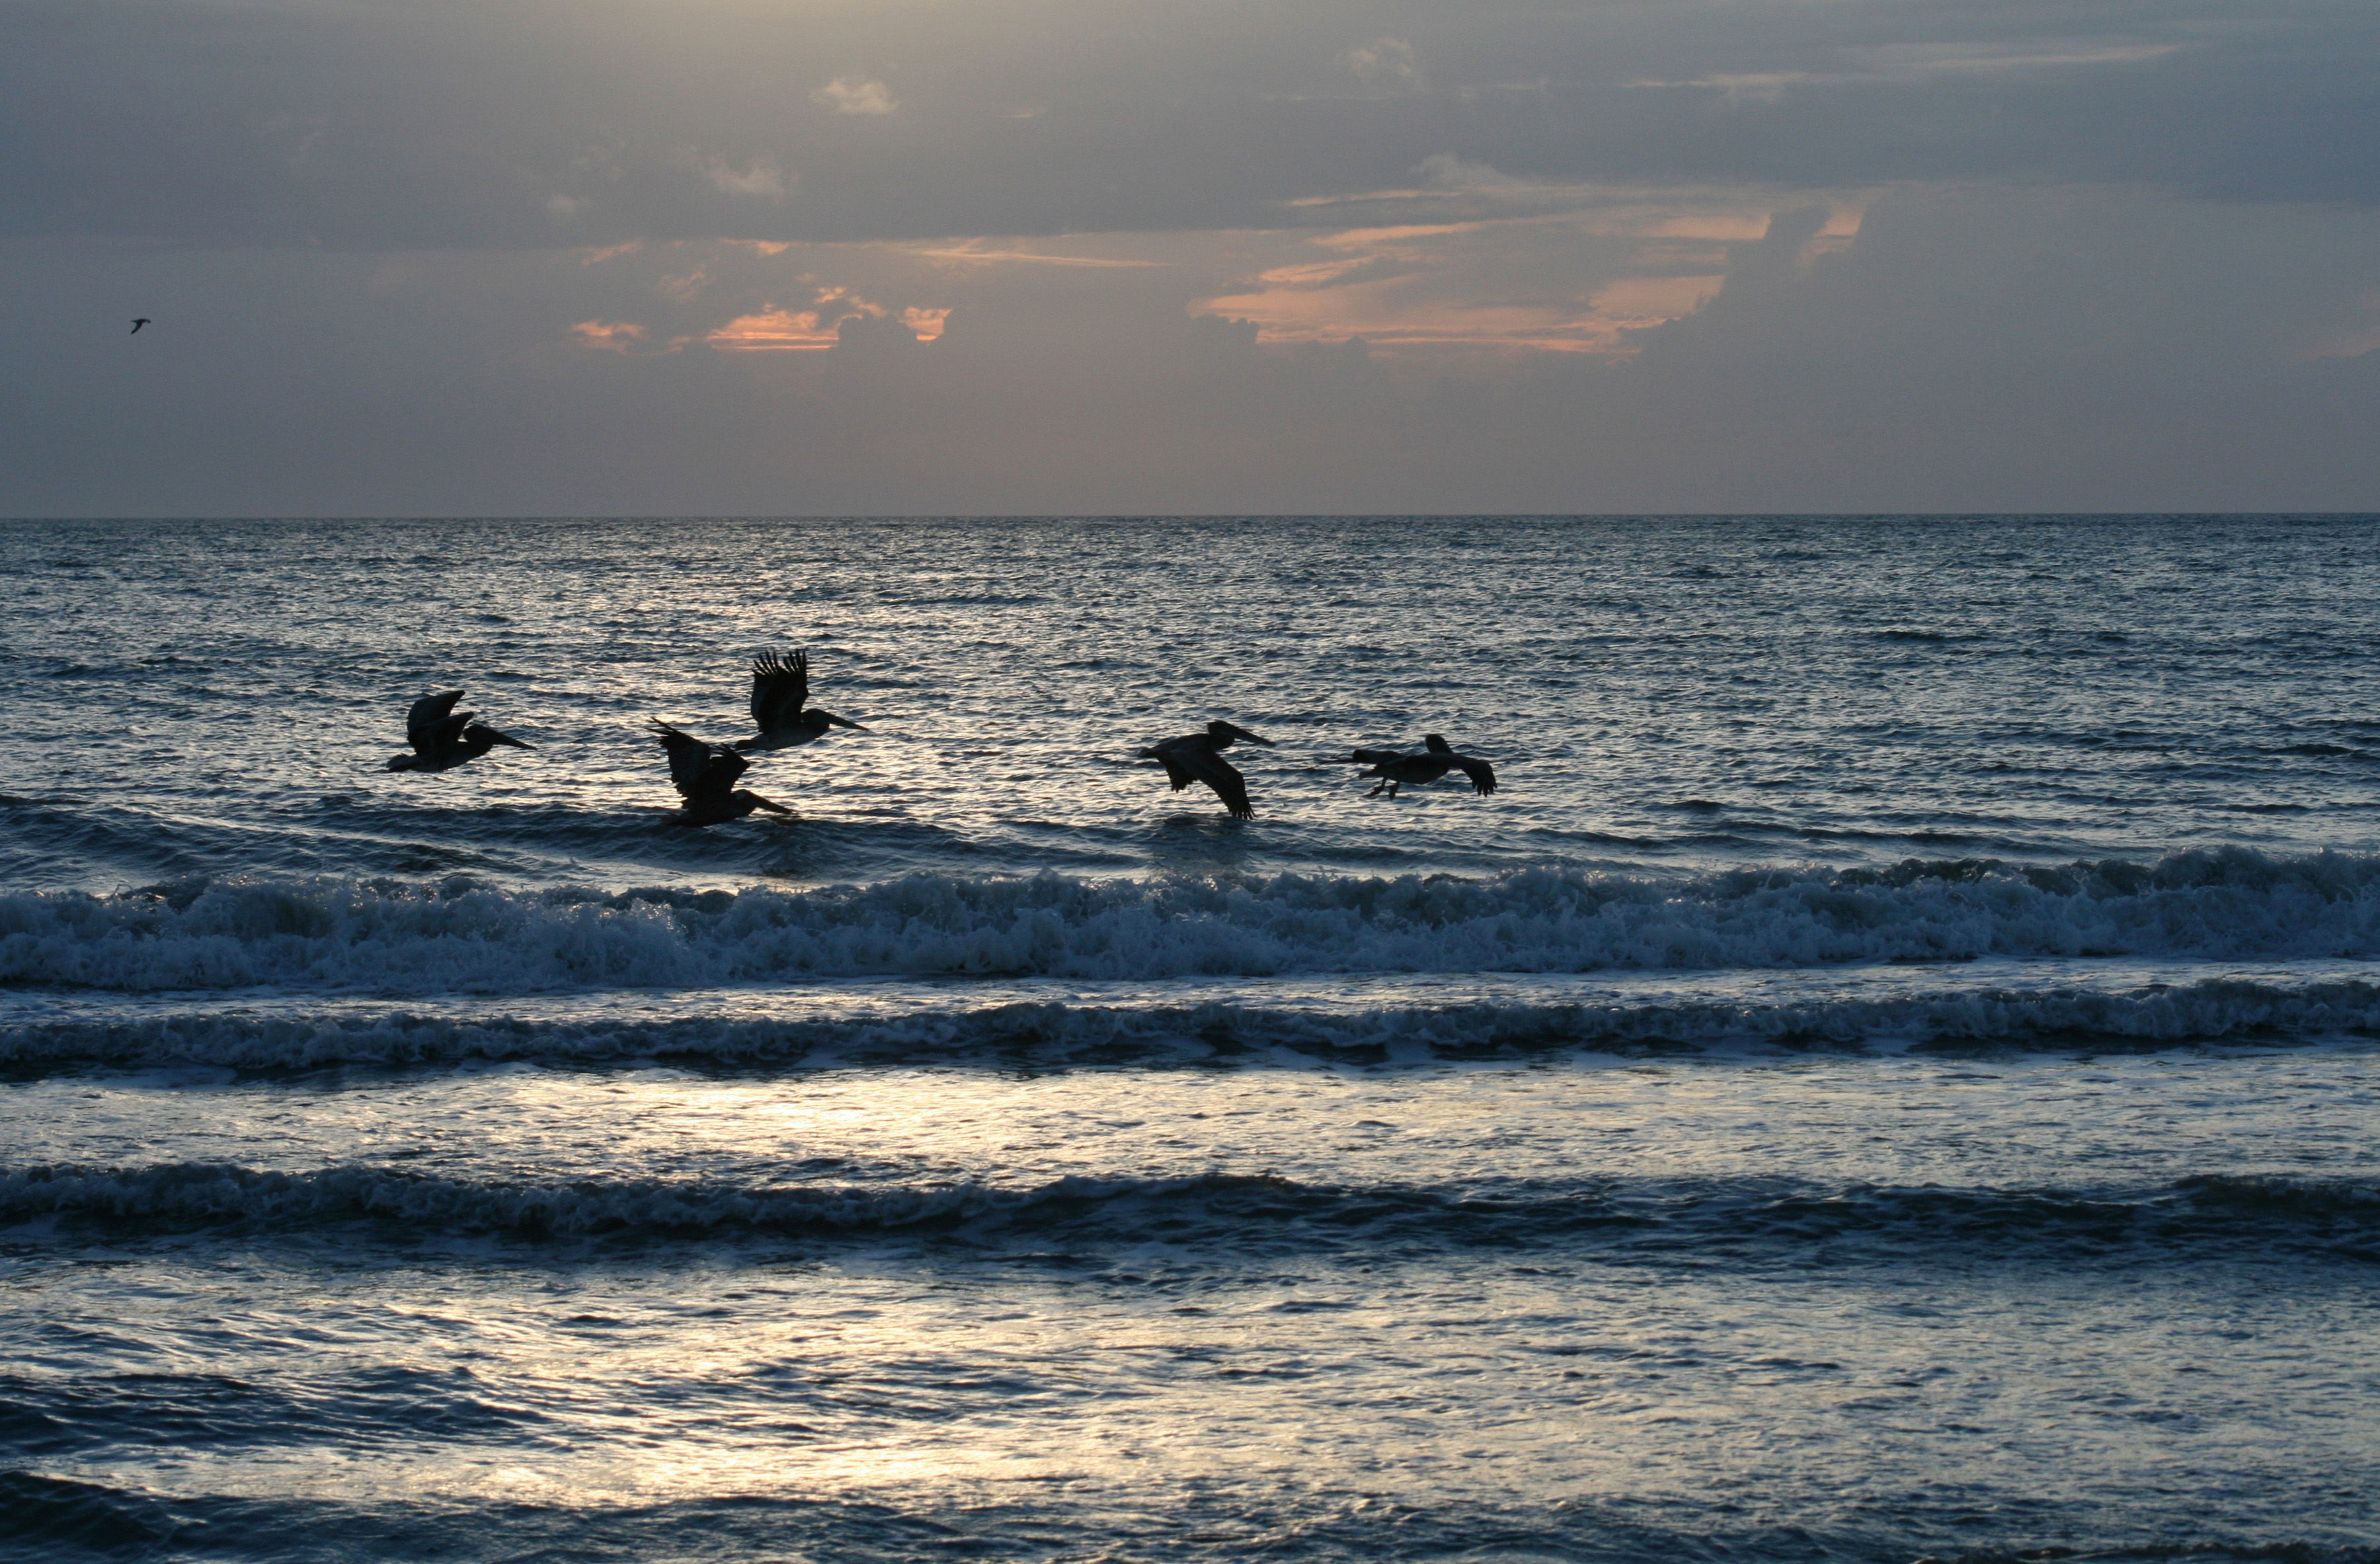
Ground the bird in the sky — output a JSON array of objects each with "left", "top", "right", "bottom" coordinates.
[
  {"left": 651, "top": 721, "right": 790, "bottom": 826},
  {"left": 1138, "top": 719, "right": 1275, "bottom": 820},
  {"left": 734, "top": 649, "right": 869, "bottom": 751},
  {"left": 385, "top": 691, "right": 534, "bottom": 772},
  {"left": 1350, "top": 734, "right": 1498, "bottom": 799},
  {"left": 130, "top": 319, "right": 150, "bottom": 334}
]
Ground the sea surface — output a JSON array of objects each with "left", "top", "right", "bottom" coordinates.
[{"left": 3, "top": 514, "right": 2378, "bottom": 1563}]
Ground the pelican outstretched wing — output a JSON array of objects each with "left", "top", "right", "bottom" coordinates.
[
  {"left": 1143, "top": 746, "right": 1248, "bottom": 819},
  {"left": 406, "top": 691, "right": 471, "bottom": 754},
  {"left": 709, "top": 744, "right": 749, "bottom": 780},
  {"left": 1191, "top": 754, "right": 1257, "bottom": 819},
  {"left": 1449, "top": 754, "right": 1497, "bottom": 794},
  {"left": 651, "top": 721, "right": 732, "bottom": 801},
  {"left": 1142, "top": 734, "right": 1258, "bottom": 818},
  {"left": 751, "top": 650, "right": 810, "bottom": 735},
  {"left": 463, "top": 723, "right": 534, "bottom": 752}
]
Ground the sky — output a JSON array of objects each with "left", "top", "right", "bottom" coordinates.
[{"left": 4, "top": 0, "right": 2378, "bottom": 516}]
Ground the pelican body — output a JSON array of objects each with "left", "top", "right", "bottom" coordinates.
[
  {"left": 1351, "top": 734, "right": 1497, "bottom": 798},
  {"left": 387, "top": 691, "right": 533, "bottom": 773},
  {"left": 736, "top": 650, "right": 868, "bottom": 752},
  {"left": 1139, "top": 719, "right": 1275, "bottom": 820},
  {"left": 651, "top": 721, "right": 791, "bottom": 826}
]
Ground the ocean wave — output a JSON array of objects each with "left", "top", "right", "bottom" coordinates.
[
  {"left": 0, "top": 849, "right": 2376, "bottom": 994},
  {"left": 6, "top": 1162, "right": 2374, "bottom": 1259},
  {"left": 0, "top": 1364, "right": 546, "bottom": 1461},
  {"left": 5, "top": 1471, "right": 2371, "bottom": 1564},
  {"left": 4, "top": 978, "right": 2376, "bottom": 1073},
  {"left": 0, "top": 795, "right": 1043, "bottom": 890}
]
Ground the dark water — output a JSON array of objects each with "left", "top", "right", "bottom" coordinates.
[{"left": 3, "top": 515, "right": 2377, "bottom": 1563}]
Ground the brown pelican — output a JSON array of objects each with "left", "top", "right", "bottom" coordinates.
[
  {"left": 736, "top": 650, "right": 868, "bottom": 751},
  {"left": 130, "top": 318, "right": 150, "bottom": 334},
  {"left": 651, "top": 721, "right": 790, "bottom": 826},
  {"left": 1351, "top": 734, "right": 1497, "bottom": 798},
  {"left": 1138, "top": 720, "right": 1275, "bottom": 820},
  {"left": 386, "top": 691, "right": 533, "bottom": 772}
]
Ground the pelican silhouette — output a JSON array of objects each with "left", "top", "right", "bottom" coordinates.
[
  {"left": 386, "top": 691, "right": 533, "bottom": 772},
  {"left": 651, "top": 721, "right": 789, "bottom": 826},
  {"left": 735, "top": 650, "right": 868, "bottom": 751},
  {"left": 1139, "top": 719, "right": 1275, "bottom": 820},
  {"left": 1350, "top": 734, "right": 1497, "bottom": 798},
  {"left": 130, "top": 318, "right": 150, "bottom": 334}
]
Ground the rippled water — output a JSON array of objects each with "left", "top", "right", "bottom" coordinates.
[{"left": 3, "top": 515, "right": 2378, "bottom": 1563}]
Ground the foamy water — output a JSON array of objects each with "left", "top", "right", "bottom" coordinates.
[{"left": 3, "top": 516, "right": 2378, "bottom": 1563}]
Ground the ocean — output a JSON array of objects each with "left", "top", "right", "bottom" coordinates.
[{"left": 3, "top": 514, "right": 2377, "bottom": 1563}]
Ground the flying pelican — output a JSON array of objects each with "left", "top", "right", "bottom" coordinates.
[
  {"left": 386, "top": 691, "right": 533, "bottom": 772},
  {"left": 651, "top": 721, "right": 790, "bottom": 826},
  {"left": 735, "top": 650, "right": 868, "bottom": 751},
  {"left": 1350, "top": 734, "right": 1497, "bottom": 799},
  {"left": 1138, "top": 719, "right": 1275, "bottom": 820},
  {"left": 130, "top": 318, "right": 150, "bottom": 334}
]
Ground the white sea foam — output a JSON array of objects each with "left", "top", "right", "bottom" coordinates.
[{"left": 1, "top": 849, "right": 2375, "bottom": 994}]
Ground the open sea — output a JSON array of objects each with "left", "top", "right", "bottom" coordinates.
[{"left": 3, "top": 513, "right": 2378, "bottom": 1564}]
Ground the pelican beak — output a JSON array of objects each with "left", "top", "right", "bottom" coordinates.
[
  {"left": 1230, "top": 724, "right": 1276, "bottom": 746},
  {"left": 823, "top": 711, "right": 870, "bottom": 730}
]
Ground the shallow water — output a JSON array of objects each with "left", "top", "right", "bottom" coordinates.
[{"left": 3, "top": 515, "right": 2378, "bottom": 1562}]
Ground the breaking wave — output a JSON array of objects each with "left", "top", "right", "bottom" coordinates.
[
  {"left": 4, "top": 978, "right": 2377, "bottom": 1073},
  {"left": 6, "top": 1161, "right": 2375, "bottom": 1260},
  {"left": 3, "top": 849, "right": 2377, "bottom": 995}
]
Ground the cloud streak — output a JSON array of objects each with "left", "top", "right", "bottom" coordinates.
[
  {"left": 7, "top": 0, "right": 2377, "bottom": 252},
  {"left": 812, "top": 77, "right": 897, "bottom": 116}
]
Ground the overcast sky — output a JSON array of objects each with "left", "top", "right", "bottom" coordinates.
[{"left": 5, "top": 0, "right": 2377, "bottom": 515}]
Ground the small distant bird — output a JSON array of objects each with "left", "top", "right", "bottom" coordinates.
[
  {"left": 386, "top": 691, "right": 533, "bottom": 772},
  {"left": 736, "top": 649, "right": 868, "bottom": 751},
  {"left": 651, "top": 721, "right": 789, "bottom": 826},
  {"left": 1138, "top": 719, "right": 1275, "bottom": 820},
  {"left": 130, "top": 318, "right": 150, "bottom": 334},
  {"left": 1351, "top": 734, "right": 1497, "bottom": 799}
]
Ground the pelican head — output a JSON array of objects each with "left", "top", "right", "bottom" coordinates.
[
  {"left": 1206, "top": 720, "right": 1275, "bottom": 749},
  {"left": 1423, "top": 734, "right": 1452, "bottom": 754}
]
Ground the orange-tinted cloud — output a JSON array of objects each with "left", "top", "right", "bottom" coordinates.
[
  {"left": 701, "top": 284, "right": 945, "bottom": 350},
  {"left": 908, "top": 243, "right": 1164, "bottom": 268},
  {"left": 704, "top": 307, "right": 837, "bottom": 350},
  {"left": 1589, "top": 274, "right": 1727, "bottom": 326},
  {"left": 1195, "top": 168, "right": 1874, "bottom": 357},
  {"left": 570, "top": 319, "right": 651, "bottom": 352},
  {"left": 1200, "top": 227, "right": 1727, "bottom": 356}
]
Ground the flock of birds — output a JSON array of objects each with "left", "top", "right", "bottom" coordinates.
[{"left": 387, "top": 650, "right": 1499, "bottom": 826}]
